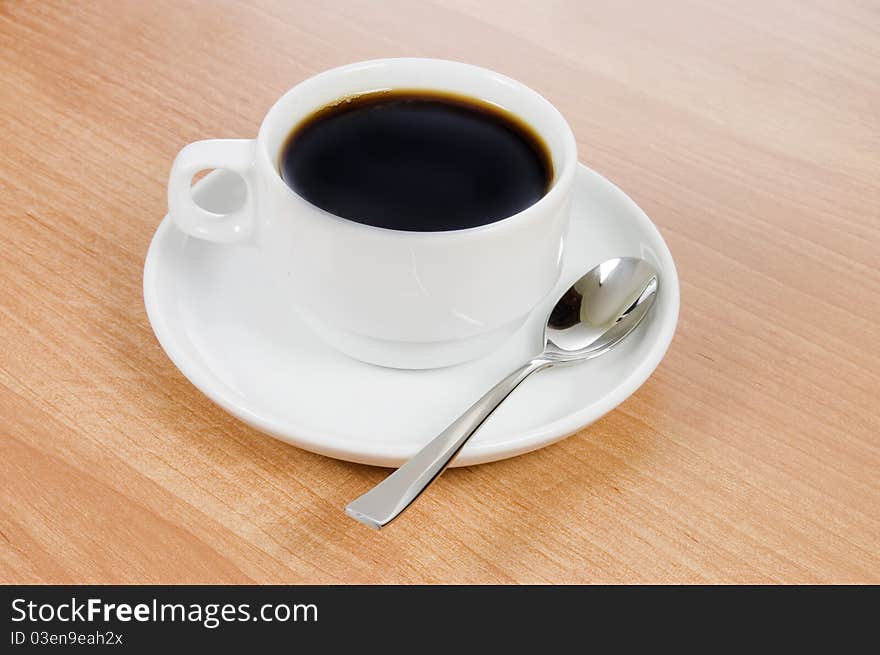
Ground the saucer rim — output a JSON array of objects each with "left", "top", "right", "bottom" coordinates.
[{"left": 143, "top": 163, "right": 680, "bottom": 467}]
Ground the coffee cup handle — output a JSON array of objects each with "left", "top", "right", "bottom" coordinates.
[{"left": 167, "top": 139, "right": 256, "bottom": 243}]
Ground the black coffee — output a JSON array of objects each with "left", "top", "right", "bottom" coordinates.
[{"left": 279, "top": 90, "right": 552, "bottom": 231}]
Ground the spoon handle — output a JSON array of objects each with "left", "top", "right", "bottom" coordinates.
[{"left": 346, "top": 357, "right": 552, "bottom": 529}]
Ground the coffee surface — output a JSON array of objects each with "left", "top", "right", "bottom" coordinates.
[{"left": 279, "top": 90, "right": 552, "bottom": 231}]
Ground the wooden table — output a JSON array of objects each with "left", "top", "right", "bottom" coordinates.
[{"left": 2, "top": 0, "right": 878, "bottom": 584}]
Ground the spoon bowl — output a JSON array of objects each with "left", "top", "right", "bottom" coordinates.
[{"left": 545, "top": 257, "right": 659, "bottom": 362}]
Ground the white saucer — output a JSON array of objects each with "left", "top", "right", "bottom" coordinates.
[{"left": 143, "top": 164, "right": 679, "bottom": 467}]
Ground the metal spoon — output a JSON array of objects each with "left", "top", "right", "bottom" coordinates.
[{"left": 346, "top": 256, "right": 660, "bottom": 529}]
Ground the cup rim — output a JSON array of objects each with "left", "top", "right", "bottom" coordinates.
[{"left": 256, "top": 58, "right": 578, "bottom": 237}]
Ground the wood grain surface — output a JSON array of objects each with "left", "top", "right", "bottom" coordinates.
[{"left": 1, "top": 0, "right": 878, "bottom": 584}]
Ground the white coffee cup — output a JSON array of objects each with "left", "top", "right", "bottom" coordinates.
[{"left": 168, "top": 58, "right": 577, "bottom": 369}]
